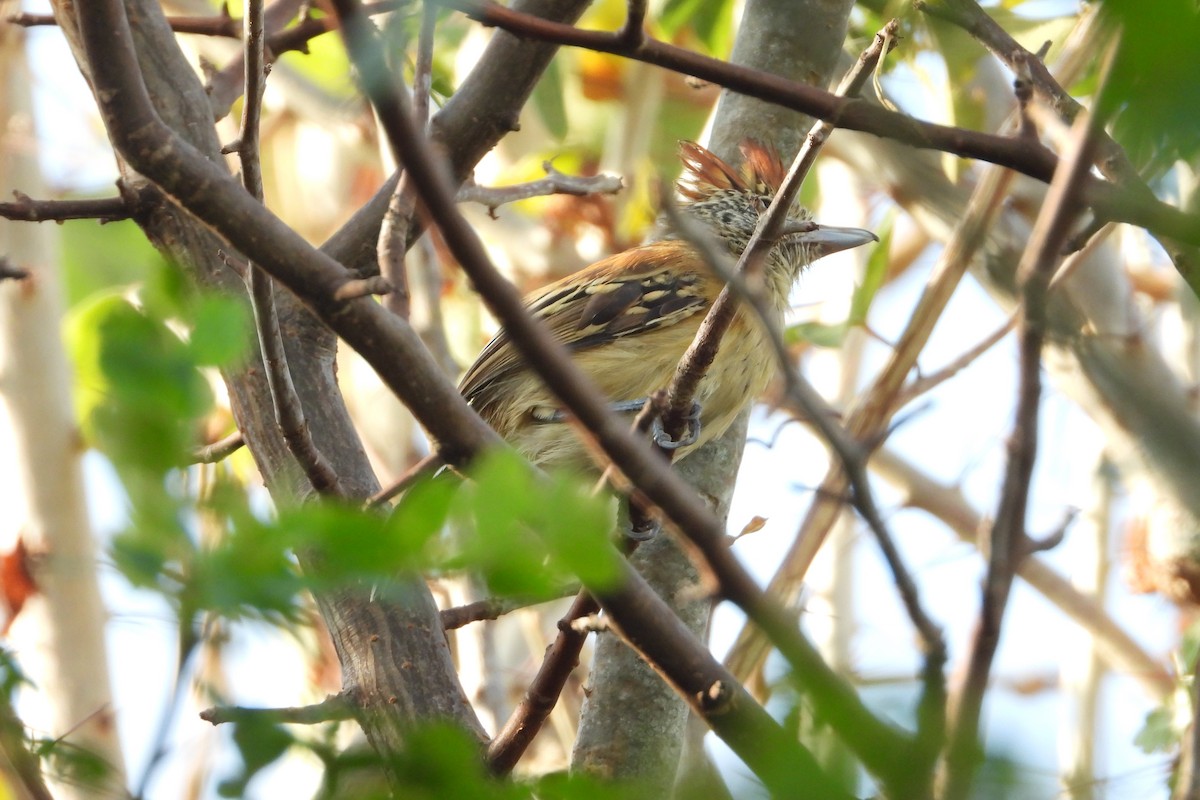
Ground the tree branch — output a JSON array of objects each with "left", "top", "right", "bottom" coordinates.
[
  {"left": 941, "top": 94, "right": 1104, "bottom": 800},
  {"left": 199, "top": 694, "right": 355, "bottom": 726},
  {"left": 0, "top": 193, "right": 129, "bottom": 223}
]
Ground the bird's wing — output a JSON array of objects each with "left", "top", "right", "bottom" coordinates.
[{"left": 458, "top": 240, "right": 712, "bottom": 403}]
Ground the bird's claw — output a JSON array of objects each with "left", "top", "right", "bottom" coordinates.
[
  {"left": 651, "top": 401, "right": 702, "bottom": 450},
  {"left": 627, "top": 517, "right": 660, "bottom": 542}
]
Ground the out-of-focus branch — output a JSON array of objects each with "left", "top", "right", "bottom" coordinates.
[
  {"left": 191, "top": 431, "right": 245, "bottom": 464},
  {"left": 872, "top": 454, "right": 1173, "bottom": 693},
  {"left": 199, "top": 694, "right": 355, "bottom": 726},
  {"left": 942, "top": 103, "right": 1102, "bottom": 800}
]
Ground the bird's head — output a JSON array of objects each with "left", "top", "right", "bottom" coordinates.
[{"left": 675, "top": 140, "right": 875, "bottom": 285}]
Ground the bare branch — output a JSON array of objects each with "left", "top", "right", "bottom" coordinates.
[
  {"left": 456, "top": 166, "right": 624, "bottom": 214},
  {"left": 439, "top": 584, "right": 580, "bottom": 630},
  {"left": 0, "top": 193, "right": 129, "bottom": 223},
  {"left": 199, "top": 694, "right": 355, "bottom": 726},
  {"left": 191, "top": 431, "right": 245, "bottom": 464},
  {"left": 486, "top": 591, "right": 600, "bottom": 774}
]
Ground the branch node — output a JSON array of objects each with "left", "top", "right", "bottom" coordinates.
[{"left": 334, "top": 275, "right": 394, "bottom": 301}]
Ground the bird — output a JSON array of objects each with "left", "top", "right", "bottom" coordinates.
[{"left": 459, "top": 140, "right": 876, "bottom": 474}]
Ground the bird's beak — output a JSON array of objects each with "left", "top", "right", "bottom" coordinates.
[{"left": 780, "top": 221, "right": 878, "bottom": 261}]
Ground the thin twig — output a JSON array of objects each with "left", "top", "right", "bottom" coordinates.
[
  {"left": 486, "top": 591, "right": 599, "bottom": 774},
  {"left": 657, "top": 19, "right": 899, "bottom": 443},
  {"left": 0, "top": 193, "right": 130, "bottom": 223},
  {"left": 199, "top": 694, "right": 354, "bottom": 725},
  {"left": 366, "top": 451, "right": 443, "bottom": 508},
  {"left": 240, "top": 0, "right": 343, "bottom": 496},
  {"left": 456, "top": 166, "right": 623, "bottom": 214},
  {"left": 724, "top": 158, "right": 1015, "bottom": 689},
  {"left": 191, "top": 431, "right": 245, "bottom": 464},
  {"left": 941, "top": 91, "right": 1105, "bottom": 800},
  {"left": 439, "top": 584, "right": 581, "bottom": 630},
  {"left": 377, "top": 1, "right": 437, "bottom": 320},
  {"left": 895, "top": 314, "right": 1016, "bottom": 407},
  {"left": 662, "top": 18, "right": 946, "bottom": 694},
  {"left": 617, "top": 0, "right": 646, "bottom": 46}
]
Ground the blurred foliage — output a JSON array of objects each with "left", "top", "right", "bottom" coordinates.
[
  {"left": 1098, "top": 0, "right": 1200, "bottom": 167},
  {"left": 219, "top": 717, "right": 295, "bottom": 798},
  {"left": 451, "top": 450, "right": 622, "bottom": 600},
  {"left": 226, "top": 719, "right": 660, "bottom": 799},
  {"left": 60, "top": 217, "right": 171, "bottom": 307}
]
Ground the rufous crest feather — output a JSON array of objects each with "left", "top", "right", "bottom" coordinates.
[{"left": 676, "top": 139, "right": 787, "bottom": 200}]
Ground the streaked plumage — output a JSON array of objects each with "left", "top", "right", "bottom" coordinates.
[{"left": 459, "top": 141, "right": 875, "bottom": 472}]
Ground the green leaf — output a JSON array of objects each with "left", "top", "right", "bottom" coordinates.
[
  {"left": 455, "top": 451, "right": 620, "bottom": 598},
  {"left": 65, "top": 293, "right": 213, "bottom": 470},
  {"left": 659, "top": 0, "right": 735, "bottom": 54},
  {"left": 362, "top": 723, "right": 528, "bottom": 800},
  {"left": 1134, "top": 706, "right": 1180, "bottom": 754},
  {"left": 219, "top": 718, "right": 294, "bottom": 797},
  {"left": 283, "top": 503, "right": 420, "bottom": 586},
  {"left": 190, "top": 522, "right": 303, "bottom": 624},
  {"left": 531, "top": 57, "right": 569, "bottom": 141},
  {"left": 848, "top": 213, "right": 892, "bottom": 327},
  {"left": 188, "top": 294, "right": 252, "bottom": 367},
  {"left": 60, "top": 217, "right": 169, "bottom": 307},
  {"left": 456, "top": 451, "right": 556, "bottom": 598},
  {"left": 1098, "top": 0, "right": 1200, "bottom": 165},
  {"left": 538, "top": 473, "right": 621, "bottom": 590},
  {"left": 37, "top": 738, "right": 114, "bottom": 793}
]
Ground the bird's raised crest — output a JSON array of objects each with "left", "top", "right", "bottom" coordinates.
[{"left": 676, "top": 139, "right": 786, "bottom": 201}]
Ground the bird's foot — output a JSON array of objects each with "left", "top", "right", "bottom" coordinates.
[
  {"left": 651, "top": 400, "right": 702, "bottom": 450},
  {"left": 627, "top": 517, "right": 660, "bottom": 542}
]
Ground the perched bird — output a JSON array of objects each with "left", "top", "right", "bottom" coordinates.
[{"left": 459, "top": 140, "right": 876, "bottom": 473}]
